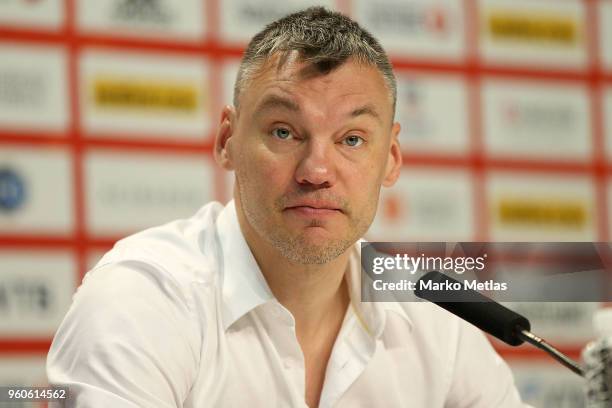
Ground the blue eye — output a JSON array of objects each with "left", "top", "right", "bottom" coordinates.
[
  {"left": 272, "top": 127, "right": 292, "bottom": 140},
  {"left": 344, "top": 135, "right": 364, "bottom": 147}
]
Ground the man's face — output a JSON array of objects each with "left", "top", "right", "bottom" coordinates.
[{"left": 218, "top": 55, "right": 401, "bottom": 264}]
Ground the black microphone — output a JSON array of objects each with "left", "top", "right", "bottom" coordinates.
[{"left": 414, "top": 271, "right": 584, "bottom": 377}]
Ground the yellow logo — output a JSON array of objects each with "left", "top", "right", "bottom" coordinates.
[
  {"left": 486, "top": 11, "right": 580, "bottom": 45},
  {"left": 497, "top": 198, "right": 587, "bottom": 229},
  {"left": 93, "top": 77, "right": 200, "bottom": 113}
]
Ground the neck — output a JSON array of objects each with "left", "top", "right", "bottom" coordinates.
[{"left": 235, "top": 201, "right": 351, "bottom": 338}]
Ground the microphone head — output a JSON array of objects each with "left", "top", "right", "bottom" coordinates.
[{"left": 415, "top": 271, "right": 531, "bottom": 346}]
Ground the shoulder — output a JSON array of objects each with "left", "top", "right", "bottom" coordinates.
[
  {"left": 396, "top": 302, "right": 524, "bottom": 407},
  {"left": 90, "top": 201, "right": 226, "bottom": 291}
]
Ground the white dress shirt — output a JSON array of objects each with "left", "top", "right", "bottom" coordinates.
[{"left": 47, "top": 200, "right": 528, "bottom": 407}]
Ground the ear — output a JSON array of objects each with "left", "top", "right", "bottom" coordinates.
[
  {"left": 382, "top": 122, "right": 402, "bottom": 187},
  {"left": 214, "top": 105, "right": 237, "bottom": 170}
]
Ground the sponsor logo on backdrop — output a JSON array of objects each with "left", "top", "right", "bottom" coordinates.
[
  {"left": 395, "top": 74, "right": 469, "bottom": 153},
  {"left": 111, "top": 0, "right": 173, "bottom": 24},
  {"left": 486, "top": 11, "right": 580, "bottom": 45},
  {"left": 0, "top": 69, "right": 45, "bottom": 109},
  {"left": 381, "top": 194, "right": 403, "bottom": 222},
  {"left": 97, "top": 182, "right": 202, "bottom": 208},
  {"left": 483, "top": 80, "right": 590, "bottom": 159},
  {"left": 81, "top": 51, "right": 209, "bottom": 138},
  {"left": 398, "top": 80, "right": 434, "bottom": 137},
  {"left": 77, "top": 0, "right": 204, "bottom": 40},
  {"left": 93, "top": 77, "right": 199, "bottom": 113},
  {"left": 364, "top": 3, "right": 449, "bottom": 37},
  {"left": 0, "top": 46, "right": 68, "bottom": 131},
  {"left": 508, "top": 302, "right": 595, "bottom": 344},
  {"left": 496, "top": 198, "right": 587, "bottom": 229},
  {"left": 220, "top": 0, "right": 334, "bottom": 43},
  {"left": 237, "top": 2, "right": 290, "bottom": 23},
  {"left": 0, "top": 253, "right": 75, "bottom": 336},
  {"left": 86, "top": 152, "right": 212, "bottom": 236},
  {"left": 500, "top": 99, "right": 576, "bottom": 134},
  {"left": 513, "top": 364, "right": 586, "bottom": 407},
  {"left": 0, "top": 278, "right": 51, "bottom": 317},
  {"left": 0, "top": 168, "right": 26, "bottom": 213},
  {"left": 409, "top": 190, "right": 459, "bottom": 228},
  {"left": 370, "top": 170, "right": 474, "bottom": 241}
]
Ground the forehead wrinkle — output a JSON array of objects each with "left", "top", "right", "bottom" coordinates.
[
  {"left": 252, "top": 93, "right": 300, "bottom": 119},
  {"left": 350, "top": 104, "right": 382, "bottom": 124}
]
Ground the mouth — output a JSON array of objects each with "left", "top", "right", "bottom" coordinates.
[{"left": 284, "top": 202, "right": 344, "bottom": 217}]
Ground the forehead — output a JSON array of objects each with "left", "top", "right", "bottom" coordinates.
[{"left": 240, "top": 54, "right": 394, "bottom": 122}]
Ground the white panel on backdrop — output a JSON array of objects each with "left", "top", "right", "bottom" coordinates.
[
  {"left": 0, "top": 0, "right": 64, "bottom": 30},
  {"left": 605, "top": 87, "right": 612, "bottom": 160},
  {"left": 487, "top": 172, "right": 597, "bottom": 241},
  {"left": 0, "top": 44, "right": 69, "bottom": 133},
  {"left": 219, "top": 0, "right": 335, "bottom": 44},
  {"left": 80, "top": 50, "right": 211, "bottom": 140},
  {"left": 77, "top": 0, "right": 206, "bottom": 41},
  {"left": 367, "top": 167, "right": 474, "bottom": 241},
  {"left": 0, "top": 355, "right": 47, "bottom": 388},
  {"left": 509, "top": 359, "right": 587, "bottom": 408},
  {"left": 353, "top": 0, "right": 466, "bottom": 61},
  {"left": 395, "top": 72, "right": 469, "bottom": 154},
  {"left": 222, "top": 61, "right": 240, "bottom": 108},
  {"left": 85, "top": 150, "right": 214, "bottom": 237},
  {"left": 0, "top": 147, "right": 73, "bottom": 235},
  {"left": 483, "top": 79, "right": 591, "bottom": 161},
  {"left": 600, "top": 1, "right": 612, "bottom": 72},
  {"left": 479, "top": 0, "right": 588, "bottom": 69},
  {"left": 0, "top": 251, "right": 76, "bottom": 337},
  {"left": 500, "top": 302, "right": 596, "bottom": 346},
  {"left": 605, "top": 179, "right": 612, "bottom": 239}
]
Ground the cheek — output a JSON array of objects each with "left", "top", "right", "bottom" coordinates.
[
  {"left": 344, "top": 162, "right": 384, "bottom": 209},
  {"left": 236, "top": 145, "right": 293, "bottom": 195}
]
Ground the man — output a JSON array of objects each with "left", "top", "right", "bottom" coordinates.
[{"left": 48, "top": 7, "right": 528, "bottom": 407}]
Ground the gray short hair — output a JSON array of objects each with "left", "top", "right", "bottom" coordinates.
[{"left": 234, "top": 7, "right": 396, "bottom": 117}]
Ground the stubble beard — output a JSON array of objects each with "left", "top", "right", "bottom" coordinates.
[{"left": 238, "top": 180, "right": 374, "bottom": 265}]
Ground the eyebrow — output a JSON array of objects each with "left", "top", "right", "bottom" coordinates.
[{"left": 253, "top": 94, "right": 382, "bottom": 124}]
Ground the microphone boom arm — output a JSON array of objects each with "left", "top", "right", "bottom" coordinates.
[{"left": 517, "top": 328, "right": 585, "bottom": 377}]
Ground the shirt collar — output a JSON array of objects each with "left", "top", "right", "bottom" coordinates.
[
  {"left": 347, "top": 239, "right": 413, "bottom": 338},
  {"left": 215, "top": 200, "right": 413, "bottom": 334},
  {"left": 216, "top": 200, "right": 274, "bottom": 330}
]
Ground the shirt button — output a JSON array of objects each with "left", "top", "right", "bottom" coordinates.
[{"left": 283, "top": 359, "right": 292, "bottom": 370}]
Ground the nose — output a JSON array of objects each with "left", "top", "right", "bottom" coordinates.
[{"left": 294, "top": 139, "right": 337, "bottom": 187}]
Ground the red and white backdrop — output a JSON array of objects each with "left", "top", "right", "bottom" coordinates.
[{"left": 0, "top": 0, "right": 610, "bottom": 405}]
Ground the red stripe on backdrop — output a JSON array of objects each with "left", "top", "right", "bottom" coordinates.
[
  {"left": 0, "top": 27, "right": 66, "bottom": 45},
  {"left": 0, "top": 339, "right": 52, "bottom": 355},
  {"left": 83, "top": 137, "right": 214, "bottom": 153},
  {"left": 64, "top": 0, "right": 87, "bottom": 284},
  {"left": 206, "top": 0, "right": 220, "bottom": 42},
  {"left": 0, "top": 236, "right": 75, "bottom": 249},
  {"left": 464, "top": 0, "right": 487, "bottom": 242},
  {"left": 586, "top": 0, "right": 610, "bottom": 242},
  {"left": 494, "top": 343, "right": 583, "bottom": 363}
]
